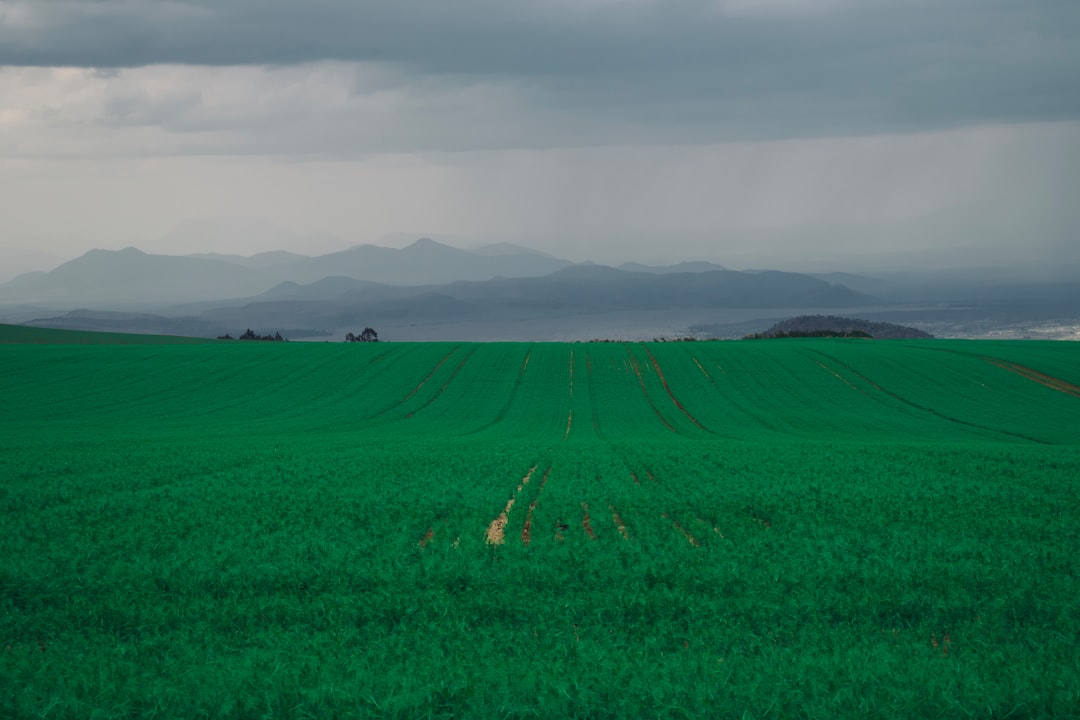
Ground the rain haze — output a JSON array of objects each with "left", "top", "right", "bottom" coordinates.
[{"left": 1, "top": 0, "right": 1079, "bottom": 280}]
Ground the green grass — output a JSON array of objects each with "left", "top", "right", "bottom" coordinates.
[
  {"left": 0, "top": 323, "right": 214, "bottom": 345},
  {"left": 3, "top": 338, "right": 1080, "bottom": 718}
]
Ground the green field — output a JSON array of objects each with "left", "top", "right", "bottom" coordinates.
[{"left": 3, "top": 333, "right": 1080, "bottom": 718}]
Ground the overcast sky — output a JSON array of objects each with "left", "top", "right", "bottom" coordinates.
[{"left": 1, "top": 0, "right": 1079, "bottom": 278}]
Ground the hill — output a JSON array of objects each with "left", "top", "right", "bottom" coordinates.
[
  {"left": 0, "top": 323, "right": 212, "bottom": 345},
  {"left": 751, "top": 315, "right": 934, "bottom": 339}
]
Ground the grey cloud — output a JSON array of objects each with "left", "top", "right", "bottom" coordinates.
[{"left": 2, "top": 0, "right": 1078, "bottom": 145}]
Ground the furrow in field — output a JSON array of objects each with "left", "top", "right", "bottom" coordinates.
[
  {"left": 485, "top": 464, "right": 538, "bottom": 546},
  {"left": 698, "top": 517, "right": 725, "bottom": 538},
  {"left": 569, "top": 349, "right": 574, "bottom": 398},
  {"left": 642, "top": 346, "right": 710, "bottom": 431},
  {"left": 401, "top": 346, "right": 458, "bottom": 404},
  {"left": 663, "top": 513, "right": 701, "bottom": 547},
  {"left": 986, "top": 358, "right": 1080, "bottom": 398},
  {"left": 610, "top": 505, "right": 630, "bottom": 540},
  {"left": 814, "top": 359, "right": 870, "bottom": 396},
  {"left": 522, "top": 500, "right": 538, "bottom": 546},
  {"left": 586, "top": 350, "right": 600, "bottom": 434},
  {"left": 692, "top": 356, "right": 711, "bottom": 379},
  {"left": 486, "top": 468, "right": 544, "bottom": 546},
  {"left": 581, "top": 502, "right": 597, "bottom": 540},
  {"left": 406, "top": 347, "right": 477, "bottom": 418},
  {"left": 813, "top": 350, "right": 1050, "bottom": 444},
  {"left": 624, "top": 345, "right": 676, "bottom": 432},
  {"left": 560, "top": 349, "right": 575, "bottom": 438},
  {"left": 485, "top": 344, "right": 534, "bottom": 428},
  {"left": 521, "top": 467, "right": 552, "bottom": 546}
]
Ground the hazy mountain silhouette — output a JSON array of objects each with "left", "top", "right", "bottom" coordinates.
[
  {"left": 0, "top": 238, "right": 574, "bottom": 308},
  {"left": 6, "top": 236, "right": 1077, "bottom": 340},
  {"left": 619, "top": 261, "right": 727, "bottom": 274},
  {"left": 0, "top": 248, "right": 267, "bottom": 308}
]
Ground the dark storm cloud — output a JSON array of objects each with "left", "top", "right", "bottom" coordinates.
[{"left": 2, "top": 0, "right": 1079, "bottom": 142}]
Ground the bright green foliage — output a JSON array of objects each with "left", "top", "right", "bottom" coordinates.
[{"left": 2, "top": 338, "right": 1080, "bottom": 718}]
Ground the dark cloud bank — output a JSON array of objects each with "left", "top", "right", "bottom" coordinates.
[{"left": 4, "top": 0, "right": 1079, "bottom": 142}]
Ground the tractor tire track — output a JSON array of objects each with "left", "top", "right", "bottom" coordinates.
[
  {"left": 623, "top": 344, "right": 676, "bottom": 433},
  {"left": 486, "top": 464, "right": 553, "bottom": 547},
  {"left": 610, "top": 505, "right": 630, "bottom": 540},
  {"left": 471, "top": 344, "right": 534, "bottom": 434},
  {"left": 364, "top": 346, "right": 459, "bottom": 420},
  {"left": 642, "top": 345, "right": 711, "bottom": 432},
  {"left": 406, "top": 347, "right": 477, "bottom": 418},
  {"left": 985, "top": 358, "right": 1080, "bottom": 399},
  {"left": 485, "top": 464, "right": 539, "bottom": 546},
  {"left": 521, "top": 467, "right": 552, "bottom": 546},
  {"left": 581, "top": 502, "right": 597, "bottom": 540},
  {"left": 812, "top": 349, "right": 1050, "bottom": 444},
  {"left": 663, "top": 513, "right": 701, "bottom": 547},
  {"left": 586, "top": 349, "right": 601, "bottom": 436}
]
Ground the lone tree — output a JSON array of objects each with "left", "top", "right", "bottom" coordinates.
[{"left": 346, "top": 328, "right": 379, "bottom": 342}]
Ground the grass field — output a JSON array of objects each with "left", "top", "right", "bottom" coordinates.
[{"left": 3, "top": 330, "right": 1080, "bottom": 718}]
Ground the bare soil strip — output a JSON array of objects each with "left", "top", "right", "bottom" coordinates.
[
  {"left": 581, "top": 502, "right": 597, "bottom": 540},
  {"left": 485, "top": 499, "right": 514, "bottom": 546},
  {"left": 519, "top": 350, "right": 531, "bottom": 376},
  {"left": 419, "top": 527, "right": 434, "bottom": 548},
  {"left": 485, "top": 465, "right": 539, "bottom": 546},
  {"left": 624, "top": 345, "right": 676, "bottom": 432},
  {"left": 564, "top": 409, "right": 573, "bottom": 440},
  {"left": 642, "top": 346, "right": 710, "bottom": 431},
  {"left": 610, "top": 505, "right": 630, "bottom": 540},
  {"left": 987, "top": 358, "right": 1080, "bottom": 398},
  {"left": 663, "top": 513, "right": 701, "bottom": 547},
  {"left": 630, "top": 471, "right": 640, "bottom": 485}
]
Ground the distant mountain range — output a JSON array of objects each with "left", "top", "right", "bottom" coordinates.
[
  {"left": 3, "top": 236, "right": 1078, "bottom": 341},
  {"left": 0, "top": 238, "right": 574, "bottom": 308}
]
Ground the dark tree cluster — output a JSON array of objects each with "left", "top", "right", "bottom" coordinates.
[
  {"left": 743, "top": 329, "right": 871, "bottom": 340},
  {"left": 345, "top": 328, "right": 379, "bottom": 343},
  {"left": 237, "top": 329, "right": 286, "bottom": 341}
]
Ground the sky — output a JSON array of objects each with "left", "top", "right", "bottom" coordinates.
[{"left": 1, "top": 0, "right": 1079, "bottom": 280}]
